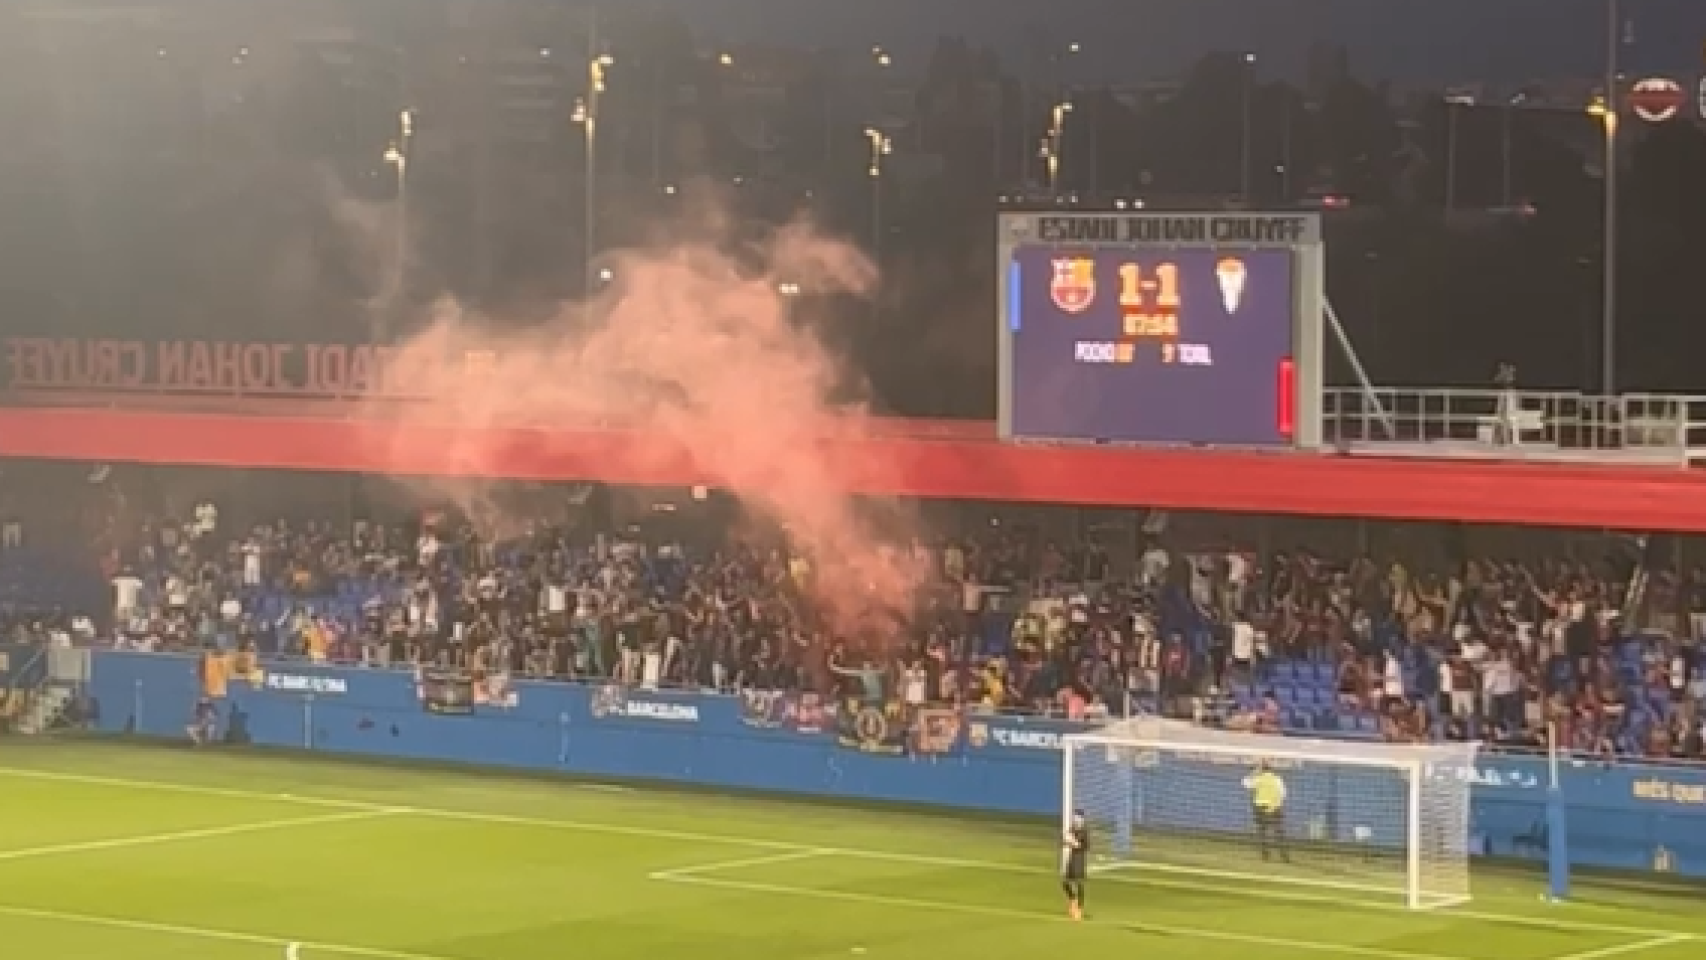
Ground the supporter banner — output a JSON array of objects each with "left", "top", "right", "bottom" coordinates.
[
  {"left": 414, "top": 668, "right": 518, "bottom": 715},
  {"left": 738, "top": 690, "right": 829, "bottom": 734},
  {"left": 911, "top": 706, "right": 964, "bottom": 755},
  {"left": 0, "top": 337, "right": 500, "bottom": 400},
  {"left": 836, "top": 698, "right": 907, "bottom": 755},
  {"left": 416, "top": 668, "right": 475, "bottom": 715}
]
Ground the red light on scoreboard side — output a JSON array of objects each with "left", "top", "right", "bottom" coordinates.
[{"left": 1277, "top": 357, "right": 1295, "bottom": 440}]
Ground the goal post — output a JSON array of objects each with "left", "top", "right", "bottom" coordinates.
[{"left": 1061, "top": 718, "right": 1477, "bottom": 910}]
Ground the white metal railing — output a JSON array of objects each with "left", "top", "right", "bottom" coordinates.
[{"left": 1321, "top": 388, "right": 1706, "bottom": 465}]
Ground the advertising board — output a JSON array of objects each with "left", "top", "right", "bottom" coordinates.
[{"left": 87, "top": 652, "right": 1706, "bottom": 878}]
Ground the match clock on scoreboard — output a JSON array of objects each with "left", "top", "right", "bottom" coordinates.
[{"left": 995, "top": 211, "right": 1324, "bottom": 448}]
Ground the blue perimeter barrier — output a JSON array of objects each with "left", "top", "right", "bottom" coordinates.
[{"left": 88, "top": 652, "right": 1706, "bottom": 879}]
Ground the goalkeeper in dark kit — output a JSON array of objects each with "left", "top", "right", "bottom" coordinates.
[
  {"left": 1243, "top": 760, "right": 1291, "bottom": 862},
  {"left": 1060, "top": 809, "right": 1089, "bottom": 920}
]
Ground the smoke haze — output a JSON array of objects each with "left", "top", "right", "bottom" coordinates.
[{"left": 360, "top": 191, "right": 929, "bottom": 638}]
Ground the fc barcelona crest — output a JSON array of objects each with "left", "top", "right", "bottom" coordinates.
[{"left": 1050, "top": 257, "right": 1097, "bottom": 313}]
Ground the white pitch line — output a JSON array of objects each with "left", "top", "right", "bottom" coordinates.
[
  {"left": 648, "top": 848, "right": 832, "bottom": 880},
  {"left": 0, "top": 809, "right": 405, "bottom": 864},
  {"left": 0, "top": 901, "right": 459, "bottom": 960},
  {"left": 0, "top": 763, "right": 1699, "bottom": 944},
  {"left": 1549, "top": 934, "right": 1693, "bottom": 960},
  {"left": 656, "top": 871, "right": 1475, "bottom": 960}
]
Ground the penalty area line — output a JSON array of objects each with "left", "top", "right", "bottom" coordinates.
[
  {"left": 651, "top": 871, "right": 1475, "bottom": 960},
  {"left": 1548, "top": 934, "right": 1695, "bottom": 960},
  {"left": 0, "top": 902, "right": 461, "bottom": 960},
  {"left": 648, "top": 848, "right": 835, "bottom": 881},
  {"left": 0, "top": 809, "right": 407, "bottom": 864}
]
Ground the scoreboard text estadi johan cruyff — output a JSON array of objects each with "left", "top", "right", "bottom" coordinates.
[{"left": 1034, "top": 214, "right": 1316, "bottom": 246}]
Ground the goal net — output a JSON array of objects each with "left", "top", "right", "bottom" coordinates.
[{"left": 1062, "top": 718, "right": 1477, "bottom": 910}]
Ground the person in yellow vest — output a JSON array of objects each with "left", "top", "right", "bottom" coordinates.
[
  {"left": 1243, "top": 761, "right": 1290, "bottom": 863},
  {"left": 304, "top": 619, "right": 327, "bottom": 663}
]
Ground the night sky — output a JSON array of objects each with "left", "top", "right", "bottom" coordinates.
[{"left": 670, "top": 0, "right": 1706, "bottom": 82}]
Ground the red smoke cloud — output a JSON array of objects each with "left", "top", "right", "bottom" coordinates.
[{"left": 365, "top": 207, "right": 927, "bottom": 639}]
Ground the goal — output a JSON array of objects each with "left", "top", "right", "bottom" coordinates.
[{"left": 1061, "top": 718, "right": 1478, "bottom": 910}]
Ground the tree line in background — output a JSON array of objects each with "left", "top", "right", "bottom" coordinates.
[{"left": 2, "top": 3, "right": 1705, "bottom": 420}]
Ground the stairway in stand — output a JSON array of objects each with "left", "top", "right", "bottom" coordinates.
[{"left": 13, "top": 685, "right": 74, "bottom": 735}]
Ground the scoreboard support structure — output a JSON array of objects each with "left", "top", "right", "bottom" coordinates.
[{"left": 996, "top": 211, "right": 1384, "bottom": 450}]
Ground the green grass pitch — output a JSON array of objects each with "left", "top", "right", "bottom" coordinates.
[{"left": 0, "top": 741, "right": 1698, "bottom": 959}]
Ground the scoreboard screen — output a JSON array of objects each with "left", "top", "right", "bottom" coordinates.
[{"left": 997, "top": 212, "right": 1323, "bottom": 448}]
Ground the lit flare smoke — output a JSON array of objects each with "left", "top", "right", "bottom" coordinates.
[{"left": 364, "top": 207, "right": 926, "bottom": 639}]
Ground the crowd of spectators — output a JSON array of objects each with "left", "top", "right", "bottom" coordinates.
[{"left": 1, "top": 466, "right": 1703, "bottom": 762}]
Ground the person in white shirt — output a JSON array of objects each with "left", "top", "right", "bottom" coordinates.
[
  {"left": 242, "top": 539, "right": 263, "bottom": 587},
  {"left": 545, "top": 582, "right": 568, "bottom": 618},
  {"left": 1067, "top": 592, "right": 1090, "bottom": 627},
  {"left": 417, "top": 532, "right": 439, "bottom": 567},
  {"left": 219, "top": 594, "right": 242, "bottom": 626},
  {"left": 1482, "top": 653, "right": 1521, "bottom": 729},
  {"left": 1438, "top": 656, "right": 1457, "bottom": 715},
  {"left": 903, "top": 663, "right": 928, "bottom": 708},
  {"left": 1231, "top": 618, "right": 1256, "bottom": 679},
  {"left": 1459, "top": 632, "right": 1488, "bottom": 667},
  {"left": 1225, "top": 551, "right": 1250, "bottom": 608},
  {"left": 1189, "top": 560, "right": 1214, "bottom": 608},
  {"left": 1382, "top": 652, "right": 1405, "bottom": 705},
  {"left": 112, "top": 571, "right": 144, "bottom": 621},
  {"left": 165, "top": 577, "right": 189, "bottom": 613},
  {"left": 1140, "top": 547, "right": 1170, "bottom": 589}
]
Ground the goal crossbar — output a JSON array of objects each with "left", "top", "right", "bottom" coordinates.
[{"left": 1066, "top": 718, "right": 1470, "bottom": 769}]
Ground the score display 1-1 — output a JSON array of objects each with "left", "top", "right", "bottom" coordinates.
[
  {"left": 1068, "top": 261, "right": 1216, "bottom": 367},
  {"left": 996, "top": 211, "right": 1325, "bottom": 449}
]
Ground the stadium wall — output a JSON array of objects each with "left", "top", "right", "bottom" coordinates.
[{"left": 87, "top": 652, "right": 1706, "bottom": 879}]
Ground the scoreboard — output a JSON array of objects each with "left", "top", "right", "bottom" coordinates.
[{"left": 996, "top": 211, "right": 1323, "bottom": 448}]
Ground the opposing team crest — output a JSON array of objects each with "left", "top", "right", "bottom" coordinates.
[{"left": 1050, "top": 257, "right": 1097, "bottom": 313}]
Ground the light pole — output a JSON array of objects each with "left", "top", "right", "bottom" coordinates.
[
  {"left": 1501, "top": 93, "right": 1525, "bottom": 208},
  {"left": 574, "top": 44, "right": 614, "bottom": 297},
  {"left": 1240, "top": 53, "right": 1255, "bottom": 202},
  {"left": 869, "top": 45, "right": 915, "bottom": 152},
  {"left": 380, "top": 107, "right": 413, "bottom": 343},
  {"left": 1043, "top": 101, "right": 1072, "bottom": 196},
  {"left": 1442, "top": 92, "right": 1474, "bottom": 212},
  {"left": 1600, "top": 0, "right": 1621, "bottom": 394},
  {"left": 1019, "top": 38, "right": 1081, "bottom": 188},
  {"left": 864, "top": 126, "right": 892, "bottom": 321}
]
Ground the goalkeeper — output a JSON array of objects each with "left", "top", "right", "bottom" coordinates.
[
  {"left": 1060, "top": 810, "right": 1089, "bottom": 921},
  {"left": 1242, "top": 761, "right": 1290, "bottom": 863}
]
